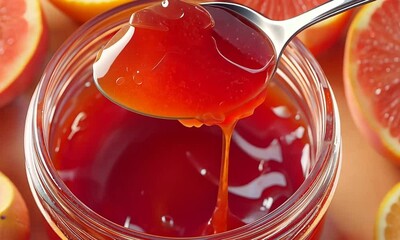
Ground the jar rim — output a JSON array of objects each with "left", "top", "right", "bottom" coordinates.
[{"left": 27, "top": 1, "right": 341, "bottom": 239}]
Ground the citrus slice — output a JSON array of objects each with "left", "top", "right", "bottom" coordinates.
[
  {"left": 233, "top": 0, "right": 352, "bottom": 55},
  {"left": 343, "top": 0, "right": 400, "bottom": 164},
  {"left": 0, "top": 172, "right": 30, "bottom": 239},
  {"left": 48, "top": 0, "right": 133, "bottom": 23},
  {"left": 375, "top": 183, "right": 400, "bottom": 240},
  {"left": 0, "top": 0, "right": 47, "bottom": 107}
]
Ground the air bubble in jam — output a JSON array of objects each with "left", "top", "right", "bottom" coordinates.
[
  {"left": 116, "top": 77, "right": 126, "bottom": 86},
  {"left": 161, "top": 215, "right": 175, "bottom": 228}
]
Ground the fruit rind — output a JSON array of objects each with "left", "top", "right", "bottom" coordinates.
[
  {"left": 0, "top": 172, "right": 30, "bottom": 240},
  {"left": 298, "top": 11, "right": 352, "bottom": 55},
  {"left": 0, "top": 0, "right": 47, "bottom": 107},
  {"left": 375, "top": 182, "right": 400, "bottom": 240},
  {"left": 343, "top": 0, "right": 400, "bottom": 163},
  {"left": 0, "top": 173, "right": 13, "bottom": 213},
  {"left": 49, "top": 0, "right": 133, "bottom": 23}
]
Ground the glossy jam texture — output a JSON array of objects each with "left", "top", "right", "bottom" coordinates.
[
  {"left": 50, "top": 79, "right": 311, "bottom": 237},
  {"left": 93, "top": 0, "right": 275, "bottom": 126}
]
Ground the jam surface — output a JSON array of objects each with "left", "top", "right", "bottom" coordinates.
[{"left": 51, "top": 80, "right": 310, "bottom": 237}]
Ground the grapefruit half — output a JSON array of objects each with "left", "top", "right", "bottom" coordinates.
[
  {"left": 233, "top": 0, "right": 352, "bottom": 56},
  {"left": 0, "top": 0, "right": 47, "bottom": 107},
  {"left": 344, "top": 0, "right": 400, "bottom": 163}
]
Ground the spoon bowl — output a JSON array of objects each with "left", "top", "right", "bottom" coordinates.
[{"left": 93, "top": 0, "right": 375, "bottom": 123}]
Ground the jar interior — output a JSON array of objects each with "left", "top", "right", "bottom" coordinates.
[
  {"left": 43, "top": 39, "right": 318, "bottom": 239},
  {"left": 36, "top": 2, "right": 331, "bottom": 238}
]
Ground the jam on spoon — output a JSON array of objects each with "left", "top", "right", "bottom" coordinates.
[{"left": 93, "top": 0, "right": 276, "bottom": 127}]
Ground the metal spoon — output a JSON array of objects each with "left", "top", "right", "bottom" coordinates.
[
  {"left": 202, "top": 0, "right": 375, "bottom": 60},
  {"left": 94, "top": 0, "right": 375, "bottom": 122}
]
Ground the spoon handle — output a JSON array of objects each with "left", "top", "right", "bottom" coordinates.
[
  {"left": 271, "top": 0, "right": 376, "bottom": 56},
  {"left": 202, "top": 0, "right": 376, "bottom": 58}
]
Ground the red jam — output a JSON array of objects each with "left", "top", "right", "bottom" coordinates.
[
  {"left": 51, "top": 81, "right": 310, "bottom": 237},
  {"left": 93, "top": 0, "right": 275, "bottom": 126}
]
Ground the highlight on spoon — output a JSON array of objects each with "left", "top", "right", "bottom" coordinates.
[{"left": 93, "top": 0, "right": 276, "bottom": 126}]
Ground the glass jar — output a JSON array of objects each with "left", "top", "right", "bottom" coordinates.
[{"left": 24, "top": 1, "right": 341, "bottom": 239}]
